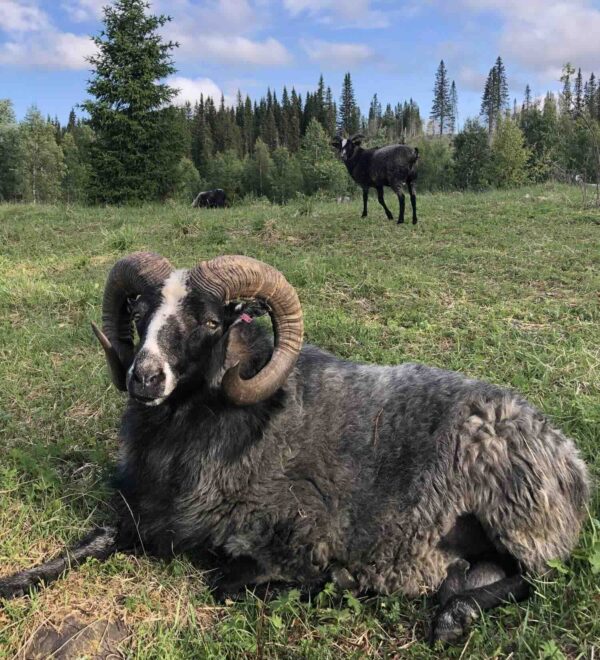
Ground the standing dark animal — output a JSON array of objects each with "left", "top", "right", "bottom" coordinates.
[
  {"left": 332, "top": 134, "right": 419, "bottom": 224},
  {"left": 0, "top": 253, "right": 589, "bottom": 646},
  {"left": 192, "top": 188, "right": 227, "bottom": 208}
]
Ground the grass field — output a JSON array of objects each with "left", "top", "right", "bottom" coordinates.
[{"left": 0, "top": 184, "right": 599, "bottom": 658}]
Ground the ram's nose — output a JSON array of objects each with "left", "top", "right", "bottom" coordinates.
[{"left": 127, "top": 357, "right": 167, "bottom": 403}]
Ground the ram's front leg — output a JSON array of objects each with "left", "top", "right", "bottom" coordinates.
[{"left": 0, "top": 525, "right": 120, "bottom": 600}]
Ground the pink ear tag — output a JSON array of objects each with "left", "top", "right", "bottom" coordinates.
[{"left": 240, "top": 313, "right": 253, "bottom": 324}]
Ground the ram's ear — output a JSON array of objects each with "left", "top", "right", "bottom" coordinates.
[
  {"left": 223, "top": 324, "right": 253, "bottom": 374},
  {"left": 331, "top": 136, "right": 343, "bottom": 149}
]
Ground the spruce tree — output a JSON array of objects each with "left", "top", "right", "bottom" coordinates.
[
  {"left": 574, "top": 68, "right": 584, "bottom": 117},
  {"left": 449, "top": 81, "right": 458, "bottom": 134},
  {"left": 324, "top": 86, "right": 337, "bottom": 137},
  {"left": 453, "top": 119, "right": 490, "bottom": 188},
  {"left": 82, "top": 0, "right": 183, "bottom": 203},
  {"left": 368, "top": 93, "right": 382, "bottom": 134},
  {"left": 523, "top": 85, "right": 532, "bottom": 111},
  {"left": 430, "top": 60, "right": 451, "bottom": 135},
  {"left": 584, "top": 73, "right": 597, "bottom": 118},
  {"left": 481, "top": 57, "right": 509, "bottom": 134},
  {"left": 0, "top": 99, "right": 23, "bottom": 201},
  {"left": 338, "top": 73, "right": 360, "bottom": 136},
  {"left": 560, "top": 63, "right": 575, "bottom": 116}
]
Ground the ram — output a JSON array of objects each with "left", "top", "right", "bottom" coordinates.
[
  {"left": 191, "top": 188, "right": 227, "bottom": 208},
  {"left": 0, "top": 253, "right": 589, "bottom": 644},
  {"left": 332, "top": 134, "right": 419, "bottom": 224}
]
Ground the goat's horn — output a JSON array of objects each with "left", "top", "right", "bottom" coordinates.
[
  {"left": 95, "top": 252, "right": 173, "bottom": 390},
  {"left": 188, "top": 255, "right": 303, "bottom": 406}
]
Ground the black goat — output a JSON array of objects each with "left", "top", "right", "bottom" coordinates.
[
  {"left": 0, "top": 253, "right": 589, "bottom": 645},
  {"left": 192, "top": 188, "right": 227, "bottom": 208},
  {"left": 332, "top": 134, "right": 419, "bottom": 224}
]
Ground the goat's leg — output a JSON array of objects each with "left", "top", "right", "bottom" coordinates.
[
  {"left": 430, "top": 571, "right": 530, "bottom": 644},
  {"left": 407, "top": 181, "right": 417, "bottom": 224},
  {"left": 0, "top": 525, "right": 121, "bottom": 600},
  {"left": 361, "top": 187, "right": 369, "bottom": 217},
  {"left": 376, "top": 186, "right": 394, "bottom": 220},
  {"left": 394, "top": 184, "right": 406, "bottom": 224}
]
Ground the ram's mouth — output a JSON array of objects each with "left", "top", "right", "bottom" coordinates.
[{"left": 131, "top": 393, "right": 166, "bottom": 407}]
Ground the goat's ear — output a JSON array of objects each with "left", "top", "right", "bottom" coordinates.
[
  {"left": 331, "top": 137, "right": 342, "bottom": 148},
  {"left": 222, "top": 324, "right": 253, "bottom": 374}
]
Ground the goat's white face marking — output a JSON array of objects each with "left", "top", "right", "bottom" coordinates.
[
  {"left": 136, "top": 269, "right": 189, "bottom": 404},
  {"left": 340, "top": 138, "right": 350, "bottom": 160}
]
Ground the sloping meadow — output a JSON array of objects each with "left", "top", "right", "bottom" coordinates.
[{"left": 0, "top": 186, "right": 598, "bottom": 657}]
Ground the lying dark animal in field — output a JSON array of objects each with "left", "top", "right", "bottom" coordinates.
[
  {"left": 332, "top": 134, "right": 419, "bottom": 224},
  {"left": 192, "top": 188, "right": 227, "bottom": 208},
  {"left": 0, "top": 253, "right": 589, "bottom": 645}
]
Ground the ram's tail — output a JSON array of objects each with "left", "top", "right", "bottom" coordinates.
[{"left": 0, "top": 526, "right": 118, "bottom": 600}]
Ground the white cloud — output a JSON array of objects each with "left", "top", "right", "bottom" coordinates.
[
  {"left": 169, "top": 76, "right": 224, "bottom": 105},
  {"left": 461, "top": 0, "right": 600, "bottom": 75},
  {"left": 301, "top": 39, "right": 375, "bottom": 68},
  {"left": 160, "top": 0, "right": 292, "bottom": 67},
  {"left": 0, "top": 0, "right": 49, "bottom": 31},
  {"left": 199, "top": 35, "right": 292, "bottom": 66},
  {"left": 284, "top": 0, "right": 389, "bottom": 28},
  {"left": 0, "top": 32, "right": 97, "bottom": 69},
  {"left": 60, "top": 0, "right": 107, "bottom": 22}
]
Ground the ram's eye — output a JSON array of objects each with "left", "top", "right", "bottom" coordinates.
[{"left": 204, "top": 319, "right": 219, "bottom": 330}]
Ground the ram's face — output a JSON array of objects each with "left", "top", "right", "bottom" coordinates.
[
  {"left": 340, "top": 138, "right": 353, "bottom": 161},
  {"left": 125, "top": 271, "right": 230, "bottom": 405},
  {"left": 93, "top": 253, "right": 304, "bottom": 407}
]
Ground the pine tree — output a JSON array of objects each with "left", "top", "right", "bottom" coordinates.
[
  {"left": 523, "top": 84, "right": 532, "bottom": 111},
  {"left": 368, "top": 93, "right": 382, "bottom": 134},
  {"left": 338, "top": 72, "right": 360, "bottom": 136},
  {"left": 449, "top": 81, "right": 458, "bottom": 134},
  {"left": 430, "top": 60, "right": 451, "bottom": 136},
  {"left": 324, "top": 86, "right": 337, "bottom": 137},
  {"left": 495, "top": 57, "right": 509, "bottom": 111},
  {"left": 82, "top": 0, "right": 183, "bottom": 203},
  {"left": 316, "top": 74, "right": 327, "bottom": 128},
  {"left": 453, "top": 119, "right": 490, "bottom": 188},
  {"left": 0, "top": 99, "right": 23, "bottom": 201},
  {"left": 560, "top": 63, "right": 575, "bottom": 116},
  {"left": 62, "top": 131, "right": 91, "bottom": 202},
  {"left": 584, "top": 73, "right": 597, "bottom": 118},
  {"left": 574, "top": 68, "right": 584, "bottom": 117},
  {"left": 481, "top": 56, "right": 510, "bottom": 134}
]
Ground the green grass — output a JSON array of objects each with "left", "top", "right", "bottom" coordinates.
[{"left": 0, "top": 184, "right": 599, "bottom": 658}]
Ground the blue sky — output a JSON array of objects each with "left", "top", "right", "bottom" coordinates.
[{"left": 2, "top": 0, "right": 600, "bottom": 126}]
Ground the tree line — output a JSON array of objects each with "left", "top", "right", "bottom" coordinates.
[{"left": 0, "top": 0, "right": 599, "bottom": 206}]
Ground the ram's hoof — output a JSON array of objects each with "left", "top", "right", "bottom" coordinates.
[
  {"left": 331, "top": 566, "right": 357, "bottom": 591},
  {"left": 397, "top": 219, "right": 405, "bottom": 224},
  {"left": 430, "top": 596, "right": 479, "bottom": 645},
  {"left": 412, "top": 219, "right": 418, "bottom": 225}
]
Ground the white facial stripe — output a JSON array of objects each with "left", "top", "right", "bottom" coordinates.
[
  {"left": 341, "top": 138, "right": 347, "bottom": 149},
  {"left": 141, "top": 269, "right": 188, "bottom": 398}
]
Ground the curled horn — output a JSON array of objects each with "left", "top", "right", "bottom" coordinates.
[
  {"left": 92, "top": 252, "right": 173, "bottom": 390},
  {"left": 350, "top": 133, "right": 365, "bottom": 145},
  {"left": 188, "top": 255, "right": 303, "bottom": 406}
]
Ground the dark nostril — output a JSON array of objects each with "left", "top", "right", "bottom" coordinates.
[{"left": 145, "top": 370, "right": 165, "bottom": 386}]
